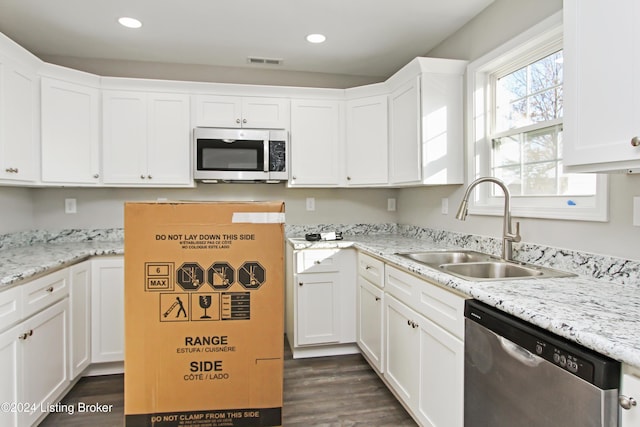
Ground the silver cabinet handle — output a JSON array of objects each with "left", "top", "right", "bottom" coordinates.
[
  {"left": 5, "top": 167, "right": 18, "bottom": 173},
  {"left": 46, "top": 286, "right": 54, "bottom": 293},
  {"left": 347, "top": 176, "right": 351, "bottom": 181},
  {"left": 298, "top": 282, "right": 303, "bottom": 286},
  {"left": 620, "top": 395, "right": 637, "bottom": 410},
  {"left": 148, "top": 175, "right": 152, "bottom": 179},
  {"left": 236, "top": 118, "right": 241, "bottom": 124},
  {"left": 140, "top": 174, "right": 146, "bottom": 179},
  {"left": 375, "top": 297, "right": 381, "bottom": 301},
  {"left": 242, "top": 118, "right": 247, "bottom": 124},
  {"left": 93, "top": 174, "right": 99, "bottom": 179},
  {"left": 18, "top": 330, "right": 33, "bottom": 340},
  {"left": 632, "top": 136, "right": 640, "bottom": 147}
]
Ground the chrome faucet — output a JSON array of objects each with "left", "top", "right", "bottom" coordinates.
[{"left": 455, "top": 177, "right": 521, "bottom": 260}]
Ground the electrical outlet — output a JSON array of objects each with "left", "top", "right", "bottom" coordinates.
[
  {"left": 306, "top": 197, "right": 315, "bottom": 211},
  {"left": 634, "top": 197, "right": 640, "bottom": 226},
  {"left": 387, "top": 198, "right": 396, "bottom": 211},
  {"left": 65, "top": 198, "right": 77, "bottom": 214},
  {"left": 441, "top": 198, "right": 449, "bottom": 215}
]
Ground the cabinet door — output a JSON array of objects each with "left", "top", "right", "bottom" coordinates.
[
  {"left": 21, "top": 299, "right": 69, "bottom": 427},
  {"left": 194, "top": 95, "right": 243, "bottom": 128},
  {"left": 0, "top": 60, "right": 38, "bottom": 182},
  {"left": 416, "top": 315, "right": 464, "bottom": 427},
  {"left": 289, "top": 99, "right": 343, "bottom": 186},
  {"left": 384, "top": 295, "right": 419, "bottom": 407},
  {"left": 242, "top": 97, "right": 289, "bottom": 129},
  {"left": 41, "top": 77, "right": 100, "bottom": 184},
  {"left": 295, "top": 272, "right": 341, "bottom": 345},
  {"left": 69, "top": 261, "right": 91, "bottom": 379},
  {"left": 0, "top": 322, "right": 21, "bottom": 427},
  {"left": 389, "top": 77, "right": 421, "bottom": 185},
  {"left": 147, "top": 93, "right": 191, "bottom": 185},
  {"left": 91, "top": 258, "right": 125, "bottom": 363},
  {"left": 102, "top": 91, "right": 148, "bottom": 184},
  {"left": 346, "top": 95, "right": 388, "bottom": 186},
  {"left": 621, "top": 370, "right": 640, "bottom": 427},
  {"left": 564, "top": 0, "right": 640, "bottom": 171},
  {"left": 357, "top": 276, "right": 384, "bottom": 372}
]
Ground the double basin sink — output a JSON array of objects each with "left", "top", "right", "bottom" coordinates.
[{"left": 396, "top": 250, "right": 575, "bottom": 281}]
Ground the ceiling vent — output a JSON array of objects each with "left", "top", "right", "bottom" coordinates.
[{"left": 247, "top": 56, "right": 284, "bottom": 66}]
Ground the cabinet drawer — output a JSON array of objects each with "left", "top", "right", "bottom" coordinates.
[
  {"left": 296, "top": 249, "right": 341, "bottom": 273},
  {"left": 358, "top": 252, "right": 384, "bottom": 288},
  {"left": 22, "top": 268, "right": 69, "bottom": 318},
  {"left": 0, "top": 286, "right": 22, "bottom": 332},
  {"left": 385, "top": 265, "right": 419, "bottom": 309},
  {"left": 414, "top": 277, "right": 466, "bottom": 340},
  {"left": 385, "top": 265, "right": 465, "bottom": 338}
]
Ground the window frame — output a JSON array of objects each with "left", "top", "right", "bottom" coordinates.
[{"left": 465, "top": 11, "right": 608, "bottom": 222}]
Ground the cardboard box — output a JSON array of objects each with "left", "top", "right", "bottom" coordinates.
[{"left": 124, "top": 201, "right": 285, "bottom": 427}]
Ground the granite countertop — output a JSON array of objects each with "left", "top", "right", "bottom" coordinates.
[
  {"left": 1, "top": 233, "right": 638, "bottom": 370},
  {"left": 288, "top": 235, "right": 640, "bottom": 369},
  {"left": 0, "top": 241, "right": 124, "bottom": 287}
]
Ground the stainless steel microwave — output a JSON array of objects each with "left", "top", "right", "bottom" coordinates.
[{"left": 193, "top": 127, "right": 288, "bottom": 183}]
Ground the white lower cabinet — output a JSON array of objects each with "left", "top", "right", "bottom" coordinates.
[
  {"left": 357, "top": 276, "right": 384, "bottom": 372},
  {"left": 0, "top": 321, "right": 22, "bottom": 427},
  {"left": 363, "top": 261, "right": 466, "bottom": 427},
  {"left": 296, "top": 271, "right": 342, "bottom": 345},
  {"left": 356, "top": 252, "right": 385, "bottom": 372},
  {"left": 621, "top": 367, "right": 640, "bottom": 427},
  {"left": 0, "top": 297, "right": 69, "bottom": 427},
  {"left": 384, "top": 294, "right": 464, "bottom": 427},
  {"left": 285, "top": 245, "right": 357, "bottom": 358},
  {"left": 91, "top": 257, "right": 125, "bottom": 363},
  {"left": 20, "top": 299, "right": 69, "bottom": 427},
  {"left": 69, "top": 261, "right": 91, "bottom": 379}
]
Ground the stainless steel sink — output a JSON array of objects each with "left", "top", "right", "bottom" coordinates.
[
  {"left": 396, "top": 250, "right": 575, "bottom": 281},
  {"left": 399, "top": 250, "right": 494, "bottom": 265},
  {"left": 441, "top": 261, "right": 544, "bottom": 279}
]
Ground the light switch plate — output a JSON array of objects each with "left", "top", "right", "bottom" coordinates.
[
  {"left": 441, "top": 198, "right": 449, "bottom": 215},
  {"left": 387, "top": 198, "right": 396, "bottom": 211},
  {"left": 65, "top": 198, "right": 77, "bottom": 214},
  {"left": 306, "top": 197, "right": 315, "bottom": 211},
  {"left": 633, "top": 197, "right": 640, "bottom": 226}
]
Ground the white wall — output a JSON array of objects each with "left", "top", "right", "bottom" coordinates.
[
  {"left": 0, "top": 187, "right": 34, "bottom": 234},
  {"left": 31, "top": 186, "right": 398, "bottom": 230},
  {"left": 38, "top": 55, "right": 383, "bottom": 89},
  {"left": 397, "top": 0, "right": 640, "bottom": 261}
]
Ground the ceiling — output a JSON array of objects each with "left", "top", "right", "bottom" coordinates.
[{"left": 0, "top": 0, "right": 494, "bottom": 80}]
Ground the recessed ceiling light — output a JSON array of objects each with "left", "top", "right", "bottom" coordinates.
[
  {"left": 306, "top": 33, "right": 326, "bottom": 44},
  {"left": 118, "top": 17, "right": 142, "bottom": 29}
]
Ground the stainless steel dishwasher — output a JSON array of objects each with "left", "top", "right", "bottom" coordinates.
[{"left": 464, "top": 299, "right": 621, "bottom": 427}]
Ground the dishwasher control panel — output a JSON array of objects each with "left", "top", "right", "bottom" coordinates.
[
  {"left": 465, "top": 299, "right": 620, "bottom": 390},
  {"left": 534, "top": 340, "right": 594, "bottom": 379}
]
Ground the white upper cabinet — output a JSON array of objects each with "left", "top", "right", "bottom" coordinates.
[
  {"left": 194, "top": 95, "right": 289, "bottom": 129},
  {"left": 389, "top": 78, "right": 422, "bottom": 185},
  {"left": 289, "top": 99, "right": 344, "bottom": 187},
  {"left": 345, "top": 93, "right": 389, "bottom": 186},
  {"left": 564, "top": 0, "right": 640, "bottom": 172},
  {"left": 40, "top": 66, "right": 100, "bottom": 185},
  {"left": 0, "top": 36, "right": 39, "bottom": 184},
  {"left": 386, "top": 58, "right": 466, "bottom": 186},
  {"left": 102, "top": 89, "right": 191, "bottom": 186}
]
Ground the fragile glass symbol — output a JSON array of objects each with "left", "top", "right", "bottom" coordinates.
[{"left": 199, "top": 295, "right": 212, "bottom": 319}]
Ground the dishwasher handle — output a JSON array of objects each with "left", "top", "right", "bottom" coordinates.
[{"left": 499, "top": 336, "right": 543, "bottom": 368}]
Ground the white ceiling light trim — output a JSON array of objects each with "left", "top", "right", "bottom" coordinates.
[
  {"left": 118, "top": 17, "right": 142, "bottom": 29},
  {"left": 306, "top": 33, "right": 326, "bottom": 44}
]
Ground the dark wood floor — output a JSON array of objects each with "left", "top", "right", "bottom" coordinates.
[{"left": 41, "top": 340, "right": 416, "bottom": 426}]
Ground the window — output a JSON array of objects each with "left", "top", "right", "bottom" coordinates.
[{"left": 466, "top": 12, "right": 607, "bottom": 221}]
